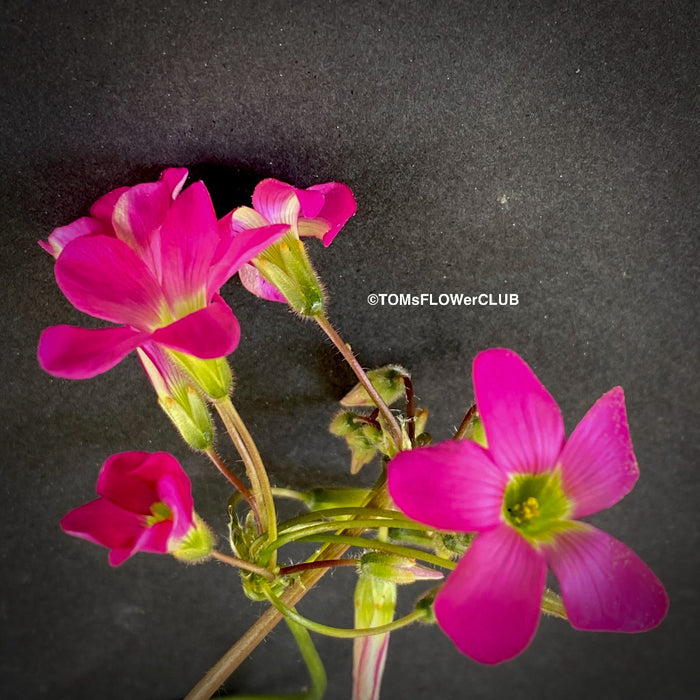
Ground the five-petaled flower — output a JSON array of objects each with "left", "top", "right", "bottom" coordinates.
[
  {"left": 387, "top": 348, "right": 668, "bottom": 664},
  {"left": 38, "top": 168, "right": 288, "bottom": 382},
  {"left": 222, "top": 178, "right": 356, "bottom": 302},
  {"left": 61, "top": 451, "right": 206, "bottom": 566}
]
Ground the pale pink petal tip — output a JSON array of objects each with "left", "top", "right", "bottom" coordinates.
[
  {"left": 546, "top": 525, "right": 668, "bottom": 632},
  {"left": 238, "top": 263, "right": 288, "bottom": 303},
  {"left": 434, "top": 526, "right": 546, "bottom": 664},
  {"left": 472, "top": 348, "right": 564, "bottom": 475},
  {"left": 560, "top": 387, "right": 639, "bottom": 519}
]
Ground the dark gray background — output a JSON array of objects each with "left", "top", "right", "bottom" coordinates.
[{"left": 1, "top": 1, "right": 697, "bottom": 698}]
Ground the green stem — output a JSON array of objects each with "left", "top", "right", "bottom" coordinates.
[
  {"left": 264, "top": 583, "right": 428, "bottom": 639},
  {"left": 215, "top": 397, "right": 278, "bottom": 565},
  {"left": 216, "top": 618, "right": 326, "bottom": 700},
  {"left": 277, "top": 506, "right": 409, "bottom": 532},
  {"left": 210, "top": 551, "right": 276, "bottom": 580},
  {"left": 315, "top": 314, "right": 403, "bottom": 447},
  {"left": 293, "top": 534, "right": 457, "bottom": 571},
  {"left": 259, "top": 519, "right": 430, "bottom": 560},
  {"left": 271, "top": 487, "right": 313, "bottom": 505}
]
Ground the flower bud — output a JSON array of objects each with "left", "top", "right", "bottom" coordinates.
[
  {"left": 305, "top": 487, "right": 371, "bottom": 510},
  {"left": 353, "top": 573, "right": 396, "bottom": 700},
  {"left": 330, "top": 411, "right": 383, "bottom": 473},
  {"left": 359, "top": 552, "right": 444, "bottom": 585},
  {"left": 170, "top": 353, "right": 233, "bottom": 400},
  {"left": 138, "top": 349, "right": 215, "bottom": 450},
  {"left": 341, "top": 365, "right": 410, "bottom": 408}
]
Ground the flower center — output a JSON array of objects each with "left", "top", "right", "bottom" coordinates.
[
  {"left": 503, "top": 471, "right": 571, "bottom": 542},
  {"left": 146, "top": 501, "right": 173, "bottom": 527}
]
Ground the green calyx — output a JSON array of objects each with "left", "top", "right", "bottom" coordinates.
[
  {"left": 171, "top": 516, "right": 214, "bottom": 563},
  {"left": 503, "top": 471, "right": 572, "bottom": 542},
  {"left": 169, "top": 353, "right": 233, "bottom": 400},
  {"left": 256, "top": 232, "right": 326, "bottom": 317}
]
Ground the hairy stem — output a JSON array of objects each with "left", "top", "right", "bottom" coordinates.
[
  {"left": 210, "top": 551, "right": 276, "bottom": 581},
  {"left": 214, "top": 397, "right": 277, "bottom": 563},
  {"left": 204, "top": 449, "right": 260, "bottom": 529},
  {"left": 315, "top": 314, "right": 403, "bottom": 447}
]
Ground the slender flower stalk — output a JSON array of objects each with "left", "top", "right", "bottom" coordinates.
[
  {"left": 204, "top": 449, "right": 257, "bottom": 516},
  {"left": 214, "top": 396, "right": 277, "bottom": 556},
  {"left": 262, "top": 584, "right": 429, "bottom": 639},
  {"left": 315, "top": 314, "right": 403, "bottom": 447},
  {"left": 210, "top": 551, "right": 276, "bottom": 580}
]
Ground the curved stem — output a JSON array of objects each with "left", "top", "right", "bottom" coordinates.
[
  {"left": 263, "top": 583, "right": 427, "bottom": 639},
  {"left": 260, "top": 519, "right": 432, "bottom": 559},
  {"left": 211, "top": 551, "right": 276, "bottom": 581},
  {"left": 214, "top": 397, "right": 277, "bottom": 564},
  {"left": 293, "top": 534, "right": 457, "bottom": 571},
  {"left": 277, "top": 506, "right": 409, "bottom": 532},
  {"left": 315, "top": 314, "right": 403, "bottom": 447}
]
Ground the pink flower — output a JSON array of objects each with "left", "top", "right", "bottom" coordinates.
[
  {"left": 38, "top": 169, "right": 288, "bottom": 379},
  {"left": 61, "top": 452, "right": 198, "bottom": 566},
  {"left": 387, "top": 349, "right": 668, "bottom": 665},
  {"left": 222, "top": 178, "right": 356, "bottom": 302}
]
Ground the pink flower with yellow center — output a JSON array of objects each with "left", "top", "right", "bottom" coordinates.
[
  {"left": 61, "top": 452, "right": 200, "bottom": 566},
  {"left": 38, "top": 168, "right": 288, "bottom": 380},
  {"left": 222, "top": 178, "right": 356, "bottom": 302},
  {"left": 387, "top": 348, "right": 668, "bottom": 664}
]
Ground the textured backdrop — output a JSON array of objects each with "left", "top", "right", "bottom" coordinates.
[{"left": 1, "top": 1, "right": 698, "bottom": 698}]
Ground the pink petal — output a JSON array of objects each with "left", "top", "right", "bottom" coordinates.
[
  {"left": 252, "top": 179, "right": 324, "bottom": 225},
  {"left": 559, "top": 388, "right": 640, "bottom": 518},
  {"left": 38, "top": 325, "right": 149, "bottom": 379},
  {"left": 238, "top": 263, "right": 288, "bottom": 303},
  {"left": 39, "top": 217, "right": 107, "bottom": 258},
  {"left": 228, "top": 206, "right": 270, "bottom": 233},
  {"left": 207, "top": 221, "right": 289, "bottom": 296},
  {"left": 151, "top": 296, "right": 240, "bottom": 358},
  {"left": 156, "top": 472, "right": 195, "bottom": 539},
  {"left": 353, "top": 633, "right": 390, "bottom": 700},
  {"left": 434, "top": 525, "right": 546, "bottom": 664},
  {"left": 158, "top": 181, "right": 219, "bottom": 306},
  {"left": 112, "top": 180, "right": 172, "bottom": 255},
  {"left": 473, "top": 348, "right": 564, "bottom": 475},
  {"left": 90, "top": 186, "right": 130, "bottom": 223},
  {"left": 133, "top": 518, "right": 175, "bottom": 555},
  {"left": 387, "top": 440, "right": 507, "bottom": 532},
  {"left": 544, "top": 524, "right": 668, "bottom": 632},
  {"left": 159, "top": 167, "right": 189, "bottom": 200},
  {"left": 61, "top": 497, "right": 145, "bottom": 557},
  {"left": 54, "top": 235, "right": 165, "bottom": 328},
  {"left": 304, "top": 182, "right": 357, "bottom": 246},
  {"left": 96, "top": 452, "right": 162, "bottom": 514}
]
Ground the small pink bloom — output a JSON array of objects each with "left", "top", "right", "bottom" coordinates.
[
  {"left": 387, "top": 349, "right": 668, "bottom": 665},
  {"left": 61, "top": 452, "right": 196, "bottom": 566},
  {"left": 222, "top": 178, "right": 356, "bottom": 302},
  {"left": 38, "top": 169, "right": 288, "bottom": 380}
]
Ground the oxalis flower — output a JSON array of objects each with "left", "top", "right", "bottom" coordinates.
[
  {"left": 387, "top": 348, "right": 668, "bottom": 664},
  {"left": 223, "top": 178, "right": 356, "bottom": 304},
  {"left": 38, "top": 169, "right": 288, "bottom": 388},
  {"left": 61, "top": 452, "right": 212, "bottom": 566}
]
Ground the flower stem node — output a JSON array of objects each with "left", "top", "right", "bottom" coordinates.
[
  {"left": 172, "top": 516, "right": 214, "bottom": 563},
  {"left": 255, "top": 233, "right": 326, "bottom": 317},
  {"left": 359, "top": 552, "right": 444, "bottom": 585},
  {"left": 341, "top": 365, "right": 410, "bottom": 408}
]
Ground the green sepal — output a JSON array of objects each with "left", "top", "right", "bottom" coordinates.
[
  {"left": 171, "top": 516, "right": 214, "bottom": 563},
  {"left": 169, "top": 352, "right": 233, "bottom": 400},
  {"left": 340, "top": 365, "right": 410, "bottom": 408}
]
